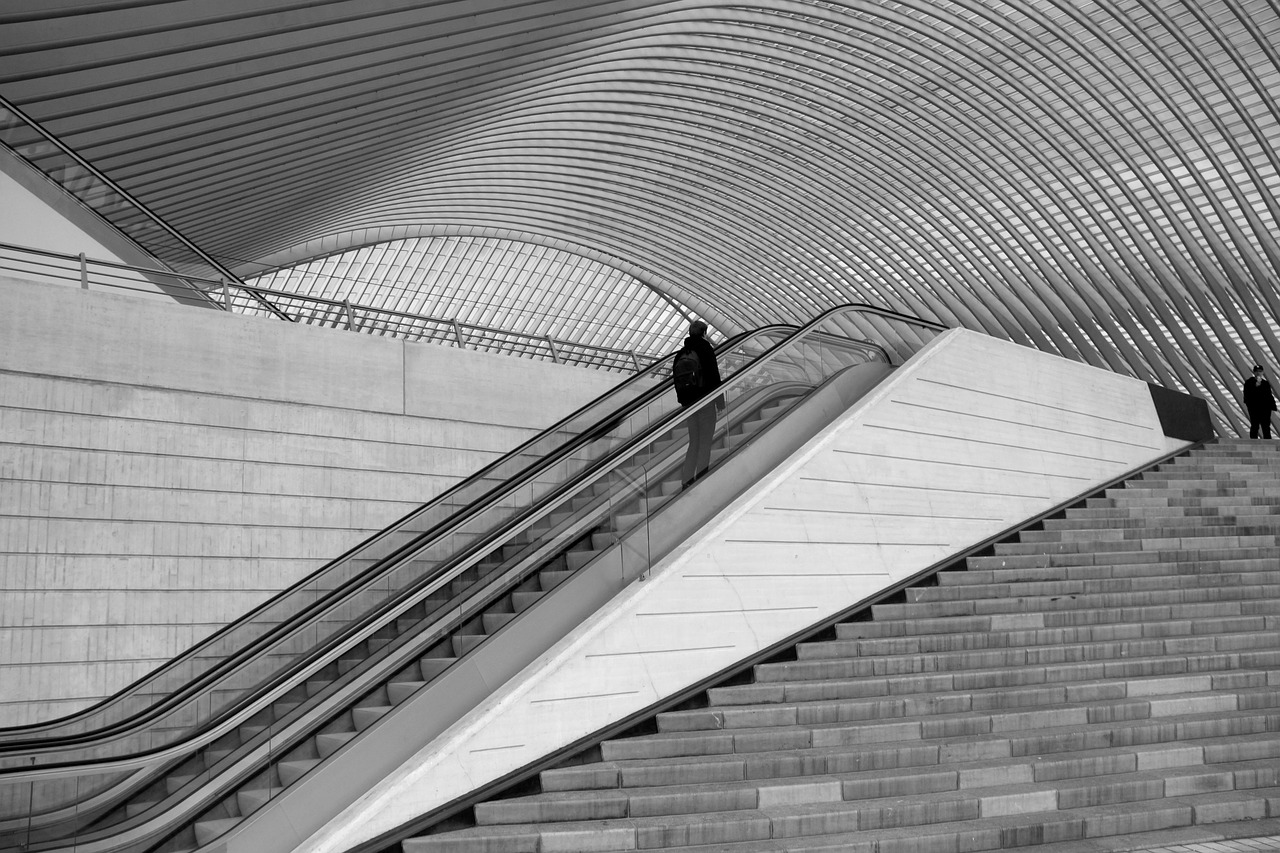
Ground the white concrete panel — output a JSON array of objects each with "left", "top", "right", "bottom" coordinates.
[
  {"left": 0, "top": 275, "right": 622, "bottom": 724},
  {"left": 296, "top": 328, "right": 1194, "bottom": 853}
]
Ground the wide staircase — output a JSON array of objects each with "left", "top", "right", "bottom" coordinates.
[{"left": 405, "top": 438, "right": 1280, "bottom": 853}]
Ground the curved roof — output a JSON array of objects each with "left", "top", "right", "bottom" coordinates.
[{"left": 2, "top": 0, "right": 1279, "bottom": 432}]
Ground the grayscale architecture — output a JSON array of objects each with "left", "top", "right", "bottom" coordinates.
[{"left": 3, "top": 1, "right": 1279, "bottom": 433}]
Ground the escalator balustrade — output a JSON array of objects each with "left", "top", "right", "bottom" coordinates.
[{"left": 0, "top": 305, "right": 944, "bottom": 853}]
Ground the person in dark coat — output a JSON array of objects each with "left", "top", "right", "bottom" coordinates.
[
  {"left": 676, "top": 319, "right": 723, "bottom": 487},
  {"left": 1243, "top": 364, "right": 1277, "bottom": 439}
]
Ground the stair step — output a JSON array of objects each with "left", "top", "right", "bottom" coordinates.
[
  {"left": 352, "top": 704, "right": 393, "bottom": 730},
  {"left": 566, "top": 550, "right": 597, "bottom": 571},
  {"left": 193, "top": 817, "right": 242, "bottom": 848},
  {"left": 452, "top": 634, "right": 486, "bottom": 656},
  {"left": 476, "top": 759, "right": 1280, "bottom": 827},
  {"left": 388, "top": 680, "right": 428, "bottom": 704},
  {"left": 541, "top": 569, "right": 574, "bottom": 590},
  {"left": 277, "top": 757, "right": 321, "bottom": 787},
  {"left": 236, "top": 786, "right": 274, "bottom": 816},
  {"left": 419, "top": 657, "right": 457, "bottom": 679},
  {"left": 316, "top": 730, "right": 358, "bottom": 758},
  {"left": 943, "top": 555, "right": 1279, "bottom": 584},
  {"left": 482, "top": 612, "right": 518, "bottom": 634},
  {"left": 913, "top": 571, "right": 1280, "bottom": 601},
  {"left": 405, "top": 788, "right": 1280, "bottom": 851}
]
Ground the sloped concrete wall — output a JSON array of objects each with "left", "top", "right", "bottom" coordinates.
[{"left": 0, "top": 277, "right": 622, "bottom": 726}]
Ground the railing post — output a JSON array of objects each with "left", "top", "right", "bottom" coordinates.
[
  {"left": 452, "top": 321, "right": 466, "bottom": 348},
  {"left": 221, "top": 278, "right": 232, "bottom": 311},
  {"left": 344, "top": 299, "right": 357, "bottom": 331},
  {"left": 545, "top": 336, "right": 561, "bottom": 364},
  {"left": 79, "top": 252, "right": 88, "bottom": 289}
]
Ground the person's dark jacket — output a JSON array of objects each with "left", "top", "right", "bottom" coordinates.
[
  {"left": 678, "top": 335, "right": 723, "bottom": 407},
  {"left": 1243, "top": 376, "right": 1277, "bottom": 414}
]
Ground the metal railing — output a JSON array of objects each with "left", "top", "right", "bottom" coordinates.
[{"left": 0, "top": 240, "right": 658, "bottom": 373}]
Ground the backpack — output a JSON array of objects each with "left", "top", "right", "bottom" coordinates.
[{"left": 672, "top": 347, "right": 703, "bottom": 402}]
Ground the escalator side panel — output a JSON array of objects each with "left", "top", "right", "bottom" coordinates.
[
  {"left": 251, "top": 363, "right": 897, "bottom": 853},
  {"left": 295, "top": 328, "right": 1198, "bottom": 853}
]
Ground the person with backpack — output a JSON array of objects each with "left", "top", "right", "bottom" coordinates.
[{"left": 673, "top": 319, "right": 724, "bottom": 488}]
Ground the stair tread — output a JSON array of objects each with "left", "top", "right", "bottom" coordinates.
[
  {"left": 479, "top": 758, "right": 1280, "bottom": 822},
  {"left": 595, "top": 704, "right": 1280, "bottom": 758},
  {"left": 410, "top": 787, "right": 1280, "bottom": 850}
]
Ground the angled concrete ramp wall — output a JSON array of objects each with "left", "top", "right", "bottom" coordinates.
[{"left": 299, "top": 327, "right": 1200, "bottom": 853}]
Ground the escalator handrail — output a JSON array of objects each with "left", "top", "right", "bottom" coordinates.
[
  {"left": 0, "top": 328, "right": 792, "bottom": 752},
  {"left": 0, "top": 305, "right": 943, "bottom": 778}
]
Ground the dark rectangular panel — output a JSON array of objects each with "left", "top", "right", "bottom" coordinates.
[{"left": 1147, "top": 383, "right": 1216, "bottom": 442}]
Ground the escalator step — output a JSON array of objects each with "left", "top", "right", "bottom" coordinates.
[
  {"left": 236, "top": 786, "right": 273, "bottom": 816},
  {"left": 387, "top": 680, "right": 427, "bottom": 704},
  {"left": 277, "top": 757, "right": 321, "bottom": 787},
  {"left": 305, "top": 680, "right": 329, "bottom": 697},
  {"left": 642, "top": 494, "right": 675, "bottom": 514},
  {"left": 418, "top": 657, "right": 457, "bottom": 679},
  {"left": 317, "top": 730, "right": 358, "bottom": 758},
  {"left": 565, "top": 550, "right": 595, "bottom": 571},
  {"left": 452, "top": 634, "right": 486, "bottom": 656},
  {"left": 482, "top": 612, "right": 517, "bottom": 634},
  {"left": 590, "top": 532, "right": 616, "bottom": 551},
  {"left": 194, "top": 817, "right": 241, "bottom": 848},
  {"left": 352, "top": 705, "right": 393, "bottom": 731},
  {"left": 272, "top": 701, "right": 301, "bottom": 719},
  {"left": 512, "top": 590, "right": 543, "bottom": 612},
  {"left": 540, "top": 570, "right": 573, "bottom": 590},
  {"left": 337, "top": 658, "right": 362, "bottom": 675},
  {"left": 613, "top": 512, "right": 645, "bottom": 533}
]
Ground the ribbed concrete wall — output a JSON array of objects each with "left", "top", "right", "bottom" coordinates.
[{"left": 0, "top": 277, "right": 622, "bottom": 727}]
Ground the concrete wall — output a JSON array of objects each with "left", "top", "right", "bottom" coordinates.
[{"left": 0, "top": 276, "right": 623, "bottom": 726}]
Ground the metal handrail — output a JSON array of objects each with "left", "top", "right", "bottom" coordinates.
[
  {"left": 0, "top": 95, "right": 243, "bottom": 291},
  {"left": 0, "top": 240, "right": 658, "bottom": 373}
]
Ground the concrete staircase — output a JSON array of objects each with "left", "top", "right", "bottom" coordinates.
[{"left": 404, "top": 438, "right": 1280, "bottom": 853}]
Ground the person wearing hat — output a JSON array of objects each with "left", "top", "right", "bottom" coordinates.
[{"left": 1242, "top": 364, "right": 1277, "bottom": 438}]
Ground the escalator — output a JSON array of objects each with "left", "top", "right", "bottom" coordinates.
[{"left": 0, "top": 306, "right": 946, "bottom": 853}]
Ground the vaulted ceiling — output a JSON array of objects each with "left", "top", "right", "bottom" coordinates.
[{"left": 2, "top": 0, "right": 1279, "bottom": 433}]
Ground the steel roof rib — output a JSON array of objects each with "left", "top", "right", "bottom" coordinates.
[{"left": 3, "top": 0, "right": 1280, "bottom": 433}]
